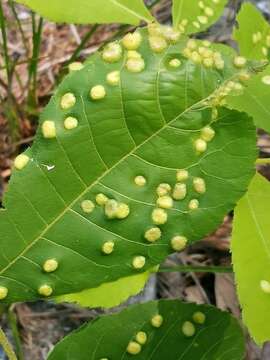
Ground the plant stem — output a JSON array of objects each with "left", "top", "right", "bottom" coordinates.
[
  {"left": 7, "top": 307, "right": 24, "bottom": 360},
  {"left": 0, "top": 0, "right": 11, "bottom": 82},
  {"left": 0, "top": 326, "right": 18, "bottom": 360},
  {"left": 157, "top": 265, "right": 233, "bottom": 273},
  {"left": 256, "top": 158, "right": 270, "bottom": 165},
  {"left": 8, "top": 0, "right": 29, "bottom": 55}
]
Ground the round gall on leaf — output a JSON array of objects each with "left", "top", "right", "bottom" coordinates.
[
  {"left": 171, "top": 235, "right": 187, "bottom": 251},
  {"left": 14, "top": 154, "right": 30, "bottom": 170},
  {"left": 173, "top": 183, "right": 187, "bottom": 201},
  {"left": 135, "top": 331, "right": 147, "bottom": 345},
  {"left": 106, "top": 71, "right": 120, "bottom": 86},
  {"left": 162, "top": 26, "right": 180, "bottom": 43},
  {"left": 81, "top": 200, "right": 95, "bottom": 214},
  {"left": 60, "top": 92, "right": 76, "bottom": 110},
  {"left": 233, "top": 56, "right": 247, "bottom": 68},
  {"left": 193, "top": 177, "right": 206, "bottom": 194},
  {"left": 132, "top": 256, "right": 146, "bottom": 269},
  {"left": 144, "top": 227, "right": 161, "bottom": 243},
  {"left": 204, "top": 6, "right": 214, "bottom": 16},
  {"left": 182, "top": 321, "right": 196, "bottom": 337},
  {"left": 90, "top": 85, "right": 106, "bottom": 100},
  {"left": 122, "top": 32, "right": 142, "bottom": 50},
  {"left": 193, "top": 311, "right": 206, "bottom": 324},
  {"left": 187, "top": 39, "right": 197, "bottom": 50},
  {"left": 116, "top": 203, "right": 130, "bottom": 219},
  {"left": 42, "top": 120, "right": 56, "bottom": 139},
  {"left": 102, "top": 42, "right": 122, "bottom": 63},
  {"left": 152, "top": 208, "right": 168, "bottom": 225},
  {"left": 195, "top": 138, "right": 207, "bottom": 153},
  {"left": 156, "top": 183, "right": 171, "bottom": 196},
  {"left": 43, "top": 259, "right": 58, "bottom": 273},
  {"left": 189, "top": 199, "right": 199, "bottom": 210},
  {"left": 102, "top": 241, "right": 115, "bottom": 255},
  {"left": 260, "top": 280, "right": 270, "bottom": 294},
  {"left": 68, "top": 62, "right": 83, "bottom": 72},
  {"left": 38, "top": 284, "right": 53, "bottom": 297},
  {"left": 104, "top": 199, "right": 119, "bottom": 219},
  {"left": 176, "top": 169, "right": 189, "bottom": 182},
  {"left": 126, "top": 57, "right": 145, "bottom": 73},
  {"left": 151, "top": 314, "right": 163, "bottom": 328},
  {"left": 126, "top": 341, "right": 141, "bottom": 355},
  {"left": 134, "top": 175, "right": 147, "bottom": 186},
  {"left": 262, "top": 76, "right": 270, "bottom": 85},
  {"left": 127, "top": 50, "right": 142, "bottom": 59},
  {"left": 156, "top": 195, "right": 173, "bottom": 209},
  {"left": 0, "top": 286, "right": 8, "bottom": 300},
  {"left": 198, "top": 15, "right": 208, "bottom": 25},
  {"left": 96, "top": 193, "right": 108, "bottom": 206},
  {"left": 64, "top": 116, "right": 78, "bottom": 130},
  {"left": 169, "top": 58, "right": 181, "bottom": 68},
  {"left": 149, "top": 36, "right": 167, "bottom": 53},
  {"left": 201, "top": 126, "right": 215, "bottom": 142}
]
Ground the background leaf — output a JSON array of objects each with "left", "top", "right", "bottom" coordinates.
[
  {"left": 233, "top": 2, "right": 270, "bottom": 60},
  {"left": 232, "top": 173, "right": 270, "bottom": 344},
  {"left": 47, "top": 299, "right": 245, "bottom": 360},
  {"left": 172, "top": 0, "right": 227, "bottom": 34},
  {"left": 227, "top": 64, "right": 270, "bottom": 133},
  {"left": 0, "top": 29, "right": 257, "bottom": 305},
  {"left": 15, "top": 0, "right": 153, "bottom": 25}
]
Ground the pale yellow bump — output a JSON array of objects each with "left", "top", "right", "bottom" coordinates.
[
  {"left": 149, "top": 36, "right": 168, "bottom": 53},
  {"left": 192, "top": 311, "right": 206, "bottom": 324},
  {"left": 187, "top": 39, "right": 197, "bottom": 50},
  {"left": 106, "top": 71, "right": 120, "bottom": 86},
  {"left": 189, "top": 199, "right": 199, "bottom": 210},
  {"left": 81, "top": 199, "right": 95, "bottom": 214},
  {"left": 238, "top": 71, "right": 251, "bottom": 82},
  {"left": 126, "top": 341, "right": 141, "bottom": 355},
  {"left": 90, "top": 85, "right": 106, "bottom": 100},
  {"left": 171, "top": 235, "right": 187, "bottom": 251},
  {"left": 156, "top": 195, "right": 173, "bottom": 209},
  {"left": 233, "top": 56, "right": 247, "bottom": 68},
  {"left": 156, "top": 183, "right": 171, "bottom": 196},
  {"left": 43, "top": 259, "right": 58, "bottom": 273},
  {"left": 0, "top": 286, "right": 8, "bottom": 300},
  {"left": 212, "top": 107, "right": 218, "bottom": 120},
  {"left": 148, "top": 23, "right": 163, "bottom": 36},
  {"left": 169, "top": 58, "right": 181, "bottom": 68},
  {"left": 102, "top": 241, "right": 115, "bottom": 255},
  {"left": 104, "top": 199, "right": 119, "bottom": 219},
  {"left": 195, "top": 138, "right": 207, "bottom": 153},
  {"left": 182, "top": 321, "right": 196, "bottom": 337},
  {"left": 262, "top": 47, "right": 268, "bottom": 57},
  {"left": 126, "top": 58, "right": 145, "bottom": 73},
  {"left": 212, "top": 0, "right": 220, "bottom": 3},
  {"left": 162, "top": 26, "right": 181, "bottom": 43},
  {"left": 42, "top": 120, "right": 56, "bottom": 139},
  {"left": 193, "top": 177, "right": 206, "bottom": 194},
  {"left": 151, "top": 208, "right": 168, "bottom": 225},
  {"left": 64, "top": 116, "right": 78, "bottom": 130},
  {"left": 192, "top": 21, "right": 201, "bottom": 29},
  {"left": 151, "top": 314, "right": 163, "bottom": 328},
  {"left": 197, "top": 15, "right": 208, "bottom": 25},
  {"left": 202, "top": 40, "right": 211, "bottom": 47},
  {"left": 127, "top": 50, "right": 142, "bottom": 59},
  {"left": 172, "top": 183, "right": 187, "bottom": 201},
  {"left": 214, "top": 58, "right": 225, "bottom": 70},
  {"left": 203, "top": 57, "right": 214, "bottom": 68},
  {"left": 96, "top": 193, "right": 108, "bottom": 206},
  {"left": 68, "top": 62, "right": 83, "bottom": 72},
  {"left": 204, "top": 7, "right": 214, "bottom": 17},
  {"left": 14, "top": 154, "right": 30, "bottom": 170},
  {"left": 191, "top": 52, "right": 202, "bottom": 64},
  {"left": 116, "top": 203, "right": 130, "bottom": 219},
  {"left": 134, "top": 175, "right": 147, "bottom": 187},
  {"left": 102, "top": 42, "right": 122, "bottom": 63},
  {"left": 266, "top": 35, "right": 270, "bottom": 47},
  {"left": 135, "top": 331, "right": 147, "bottom": 345},
  {"left": 144, "top": 227, "right": 161, "bottom": 243},
  {"left": 260, "top": 280, "right": 270, "bottom": 294},
  {"left": 122, "top": 32, "right": 142, "bottom": 50},
  {"left": 176, "top": 169, "right": 189, "bottom": 181},
  {"left": 183, "top": 48, "right": 192, "bottom": 58},
  {"left": 181, "top": 19, "right": 188, "bottom": 27},
  {"left": 198, "top": 1, "right": 205, "bottom": 9},
  {"left": 60, "top": 92, "right": 76, "bottom": 109},
  {"left": 38, "top": 284, "right": 53, "bottom": 297},
  {"left": 262, "top": 75, "right": 270, "bottom": 85},
  {"left": 201, "top": 126, "right": 215, "bottom": 142},
  {"left": 132, "top": 256, "right": 146, "bottom": 269}
]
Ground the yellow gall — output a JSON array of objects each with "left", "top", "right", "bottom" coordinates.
[
  {"left": 260, "top": 280, "right": 270, "bottom": 294},
  {"left": 60, "top": 92, "right": 76, "bottom": 110},
  {"left": 192, "top": 21, "right": 201, "bottom": 29},
  {"left": 102, "top": 241, "right": 115, "bottom": 255},
  {"left": 102, "top": 42, "right": 122, "bottom": 63},
  {"left": 126, "top": 58, "right": 145, "bottom": 73},
  {"left": 156, "top": 195, "right": 173, "bottom": 209},
  {"left": 127, "top": 50, "right": 142, "bottom": 59},
  {"left": 197, "top": 15, "right": 208, "bottom": 25},
  {"left": 192, "top": 311, "right": 206, "bottom": 324},
  {"left": 14, "top": 154, "right": 30, "bottom": 170},
  {"left": 149, "top": 36, "right": 168, "bottom": 53},
  {"left": 202, "top": 40, "right": 211, "bottom": 47},
  {"left": 195, "top": 138, "right": 207, "bottom": 153},
  {"left": 132, "top": 256, "right": 146, "bottom": 269},
  {"left": 151, "top": 314, "right": 163, "bottom": 328},
  {"left": 262, "top": 47, "right": 268, "bottom": 57},
  {"left": 81, "top": 200, "right": 95, "bottom": 214},
  {"left": 106, "top": 71, "right": 120, "bottom": 86},
  {"left": 147, "top": 23, "right": 163, "bottom": 36},
  {"left": 90, "top": 85, "right": 106, "bottom": 100},
  {"left": 191, "top": 52, "right": 202, "bottom": 64},
  {"left": 135, "top": 331, "right": 147, "bottom": 345},
  {"left": 96, "top": 193, "right": 108, "bottom": 206},
  {"left": 201, "top": 126, "right": 215, "bottom": 142},
  {"left": 171, "top": 235, "right": 187, "bottom": 251},
  {"left": 162, "top": 26, "right": 181, "bottom": 43},
  {"left": 156, "top": 183, "right": 171, "bottom": 196},
  {"left": 204, "top": 7, "right": 214, "bottom": 16},
  {"left": 172, "top": 183, "right": 187, "bottom": 201},
  {"left": 193, "top": 177, "right": 206, "bottom": 194},
  {"left": 234, "top": 56, "right": 247, "bottom": 68},
  {"left": 104, "top": 199, "right": 119, "bottom": 219},
  {"left": 262, "top": 75, "right": 270, "bottom": 85},
  {"left": 182, "top": 321, "right": 196, "bottom": 337},
  {"left": 199, "top": 1, "right": 205, "bottom": 9},
  {"left": 43, "top": 259, "right": 58, "bottom": 273},
  {"left": 126, "top": 341, "right": 141, "bottom": 355},
  {"left": 0, "top": 286, "right": 8, "bottom": 300},
  {"left": 116, "top": 203, "right": 130, "bottom": 219},
  {"left": 42, "top": 120, "right": 56, "bottom": 139},
  {"left": 64, "top": 116, "right": 78, "bottom": 130},
  {"left": 189, "top": 199, "right": 199, "bottom": 210},
  {"left": 169, "top": 58, "right": 181, "bottom": 68},
  {"left": 187, "top": 39, "right": 197, "bottom": 50},
  {"left": 38, "top": 284, "right": 53, "bottom": 297},
  {"left": 122, "top": 32, "right": 142, "bottom": 50},
  {"left": 68, "top": 62, "right": 83, "bottom": 72},
  {"left": 176, "top": 169, "right": 189, "bottom": 182},
  {"left": 203, "top": 57, "right": 214, "bottom": 68},
  {"left": 238, "top": 71, "right": 251, "bottom": 82},
  {"left": 214, "top": 59, "right": 225, "bottom": 70},
  {"left": 134, "top": 175, "right": 147, "bottom": 187},
  {"left": 144, "top": 227, "right": 161, "bottom": 243},
  {"left": 151, "top": 208, "right": 168, "bottom": 225}
]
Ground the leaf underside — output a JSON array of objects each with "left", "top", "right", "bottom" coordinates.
[
  {"left": 232, "top": 173, "right": 270, "bottom": 344},
  {"left": 0, "top": 28, "right": 257, "bottom": 304},
  {"left": 47, "top": 300, "right": 245, "bottom": 360}
]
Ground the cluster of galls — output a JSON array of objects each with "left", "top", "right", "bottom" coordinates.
[
  {"left": 192, "top": 0, "right": 220, "bottom": 30},
  {"left": 252, "top": 31, "right": 270, "bottom": 59}
]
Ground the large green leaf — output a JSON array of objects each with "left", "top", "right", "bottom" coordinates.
[
  {"left": 47, "top": 300, "right": 245, "bottom": 360},
  {"left": 172, "top": 0, "right": 227, "bottom": 34},
  {"left": 0, "top": 28, "right": 257, "bottom": 305},
  {"left": 227, "top": 64, "right": 270, "bottom": 133},
  {"left": 233, "top": 3, "right": 270, "bottom": 60},
  {"left": 232, "top": 173, "right": 270, "bottom": 344},
  {"left": 15, "top": 0, "right": 153, "bottom": 25}
]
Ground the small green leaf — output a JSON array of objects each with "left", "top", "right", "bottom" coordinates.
[
  {"left": 172, "top": 0, "right": 227, "bottom": 34},
  {"left": 227, "top": 64, "right": 270, "bottom": 133},
  {"left": 232, "top": 173, "right": 270, "bottom": 344},
  {"left": 15, "top": 0, "right": 153, "bottom": 25},
  {"left": 233, "top": 2, "right": 270, "bottom": 60},
  {"left": 47, "top": 299, "right": 245, "bottom": 360}
]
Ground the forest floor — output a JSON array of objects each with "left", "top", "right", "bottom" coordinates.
[{"left": 1, "top": 0, "right": 270, "bottom": 359}]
